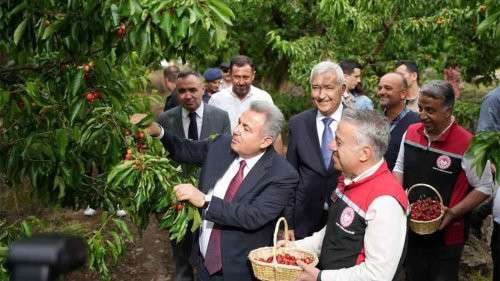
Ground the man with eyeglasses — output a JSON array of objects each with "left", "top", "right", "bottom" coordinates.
[{"left": 286, "top": 61, "right": 346, "bottom": 240}]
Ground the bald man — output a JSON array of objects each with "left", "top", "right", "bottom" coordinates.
[{"left": 377, "top": 72, "right": 420, "bottom": 170}]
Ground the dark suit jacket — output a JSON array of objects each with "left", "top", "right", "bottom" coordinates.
[
  {"left": 160, "top": 133, "right": 298, "bottom": 281},
  {"left": 164, "top": 89, "right": 179, "bottom": 111},
  {"left": 286, "top": 108, "right": 341, "bottom": 239},
  {"left": 156, "top": 104, "right": 231, "bottom": 140},
  {"left": 385, "top": 110, "right": 420, "bottom": 170}
]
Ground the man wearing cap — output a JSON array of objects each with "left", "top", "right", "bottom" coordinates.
[{"left": 203, "top": 68, "right": 223, "bottom": 103}]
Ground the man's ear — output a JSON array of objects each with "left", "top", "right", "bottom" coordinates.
[
  {"left": 410, "top": 72, "right": 418, "bottom": 84},
  {"left": 400, "top": 88, "right": 408, "bottom": 100},
  {"left": 260, "top": 136, "right": 274, "bottom": 149},
  {"left": 359, "top": 145, "right": 371, "bottom": 162}
]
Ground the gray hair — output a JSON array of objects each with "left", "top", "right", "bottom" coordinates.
[
  {"left": 341, "top": 109, "right": 390, "bottom": 160},
  {"left": 420, "top": 80, "right": 455, "bottom": 108},
  {"left": 249, "top": 101, "right": 284, "bottom": 141},
  {"left": 310, "top": 61, "right": 345, "bottom": 85}
]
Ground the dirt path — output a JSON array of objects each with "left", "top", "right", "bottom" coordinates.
[{"left": 68, "top": 215, "right": 174, "bottom": 281}]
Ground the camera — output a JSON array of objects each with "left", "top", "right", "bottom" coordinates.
[{"left": 6, "top": 235, "right": 87, "bottom": 281}]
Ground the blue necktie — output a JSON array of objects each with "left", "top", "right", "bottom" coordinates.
[{"left": 321, "top": 117, "right": 334, "bottom": 169}]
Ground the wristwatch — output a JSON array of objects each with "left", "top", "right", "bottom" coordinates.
[{"left": 202, "top": 200, "right": 210, "bottom": 209}]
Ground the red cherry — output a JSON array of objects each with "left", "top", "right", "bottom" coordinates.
[
  {"left": 86, "top": 93, "right": 95, "bottom": 102},
  {"left": 117, "top": 23, "right": 126, "bottom": 39}
]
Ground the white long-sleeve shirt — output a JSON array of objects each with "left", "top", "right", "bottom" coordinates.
[{"left": 293, "top": 161, "right": 407, "bottom": 281}]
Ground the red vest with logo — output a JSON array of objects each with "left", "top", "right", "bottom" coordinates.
[
  {"left": 403, "top": 122, "right": 472, "bottom": 246},
  {"left": 320, "top": 162, "right": 409, "bottom": 280}
]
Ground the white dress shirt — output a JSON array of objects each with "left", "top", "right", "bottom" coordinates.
[
  {"left": 181, "top": 103, "right": 204, "bottom": 139},
  {"left": 294, "top": 160, "right": 408, "bottom": 281},
  {"left": 208, "top": 85, "right": 274, "bottom": 132},
  {"left": 199, "top": 152, "right": 265, "bottom": 257},
  {"left": 316, "top": 103, "right": 343, "bottom": 147}
]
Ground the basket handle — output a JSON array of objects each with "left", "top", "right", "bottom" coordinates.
[
  {"left": 407, "top": 183, "right": 443, "bottom": 205},
  {"left": 272, "top": 217, "right": 288, "bottom": 264}
]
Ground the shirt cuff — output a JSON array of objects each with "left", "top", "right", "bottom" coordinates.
[
  {"left": 156, "top": 126, "right": 165, "bottom": 139},
  {"left": 204, "top": 193, "right": 212, "bottom": 210},
  {"left": 317, "top": 270, "right": 322, "bottom": 281}
]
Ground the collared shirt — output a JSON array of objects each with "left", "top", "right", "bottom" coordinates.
[
  {"left": 405, "top": 89, "right": 420, "bottom": 112},
  {"left": 208, "top": 85, "right": 274, "bottom": 131},
  {"left": 294, "top": 160, "right": 407, "bottom": 281},
  {"left": 393, "top": 120, "right": 493, "bottom": 196},
  {"left": 343, "top": 159, "right": 384, "bottom": 186},
  {"left": 387, "top": 108, "right": 410, "bottom": 132},
  {"left": 181, "top": 103, "right": 204, "bottom": 140},
  {"left": 342, "top": 91, "right": 355, "bottom": 109},
  {"left": 199, "top": 152, "right": 266, "bottom": 256},
  {"left": 477, "top": 87, "right": 500, "bottom": 132},
  {"left": 316, "top": 103, "right": 343, "bottom": 147},
  {"left": 352, "top": 93, "right": 374, "bottom": 110}
]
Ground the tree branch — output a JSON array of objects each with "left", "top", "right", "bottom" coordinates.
[{"left": 364, "top": 8, "right": 400, "bottom": 65}]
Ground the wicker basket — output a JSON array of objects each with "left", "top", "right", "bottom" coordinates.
[
  {"left": 407, "top": 183, "right": 445, "bottom": 235},
  {"left": 248, "top": 217, "right": 319, "bottom": 281}
]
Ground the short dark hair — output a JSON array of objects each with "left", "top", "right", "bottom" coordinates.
[
  {"left": 177, "top": 69, "right": 202, "bottom": 80},
  {"left": 230, "top": 55, "right": 254, "bottom": 71},
  {"left": 163, "top": 65, "right": 180, "bottom": 82},
  {"left": 420, "top": 80, "right": 455, "bottom": 108},
  {"left": 339, "top": 60, "right": 362, "bottom": 75},
  {"left": 395, "top": 60, "right": 419, "bottom": 77}
]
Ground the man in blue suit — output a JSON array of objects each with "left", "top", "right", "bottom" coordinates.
[
  {"left": 286, "top": 61, "right": 346, "bottom": 239},
  {"left": 135, "top": 101, "right": 298, "bottom": 281}
]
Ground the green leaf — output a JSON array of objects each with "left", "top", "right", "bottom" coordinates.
[
  {"left": 21, "top": 221, "right": 32, "bottom": 237},
  {"left": 42, "top": 19, "right": 65, "bottom": 40},
  {"left": 70, "top": 99, "right": 84, "bottom": 125},
  {"left": 207, "top": 0, "right": 234, "bottom": 26},
  {"left": 55, "top": 128, "right": 69, "bottom": 158},
  {"left": 136, "top": 113, "right": 154, "bottom": 128},
  {"left": 111, "top": 4, "right": 120, "bottom": 26},
  {"left": 7, "top": 1, "right": 28, "bottom": 18},
  {"left": 70, "top": 69, "right": 84, "bottom": 97},
  {"left": 13, "top": 18, "right": 29, "bottom": 45}
]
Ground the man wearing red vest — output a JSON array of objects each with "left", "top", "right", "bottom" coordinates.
[
  {"left": 393, "top": 80, "right": 493, "bottom": 281},
  {"left": 279, "top": 109, "right": 409, "bottom": 281}
]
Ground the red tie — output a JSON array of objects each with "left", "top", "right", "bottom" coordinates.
[{"left": 204, "top": 160, "right": 247, "bottom": 275}]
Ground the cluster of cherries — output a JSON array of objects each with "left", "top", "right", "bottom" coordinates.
[
  {"left": 85, "top": 90, "right": 102, "bottom": 103},
  {"left": 134, "top": 131, "right": 146, "bottom": 154},
  {"left": 410, "top": 198, "right": 442, "bottom": 221},
  {"left": 258, "top": 253, "right": 313, "bottom": 266}
]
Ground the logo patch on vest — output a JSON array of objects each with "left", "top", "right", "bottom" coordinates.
[
  {"left": 340, "top": 207, "right": 355, "bottom": 228},
  {"left": 436, "top": 155, "right": 452, "bottom": 170}
]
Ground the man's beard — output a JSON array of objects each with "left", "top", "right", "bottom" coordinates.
[{"left": 233, "top": 85, "right": 251, "bottom": 98}]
